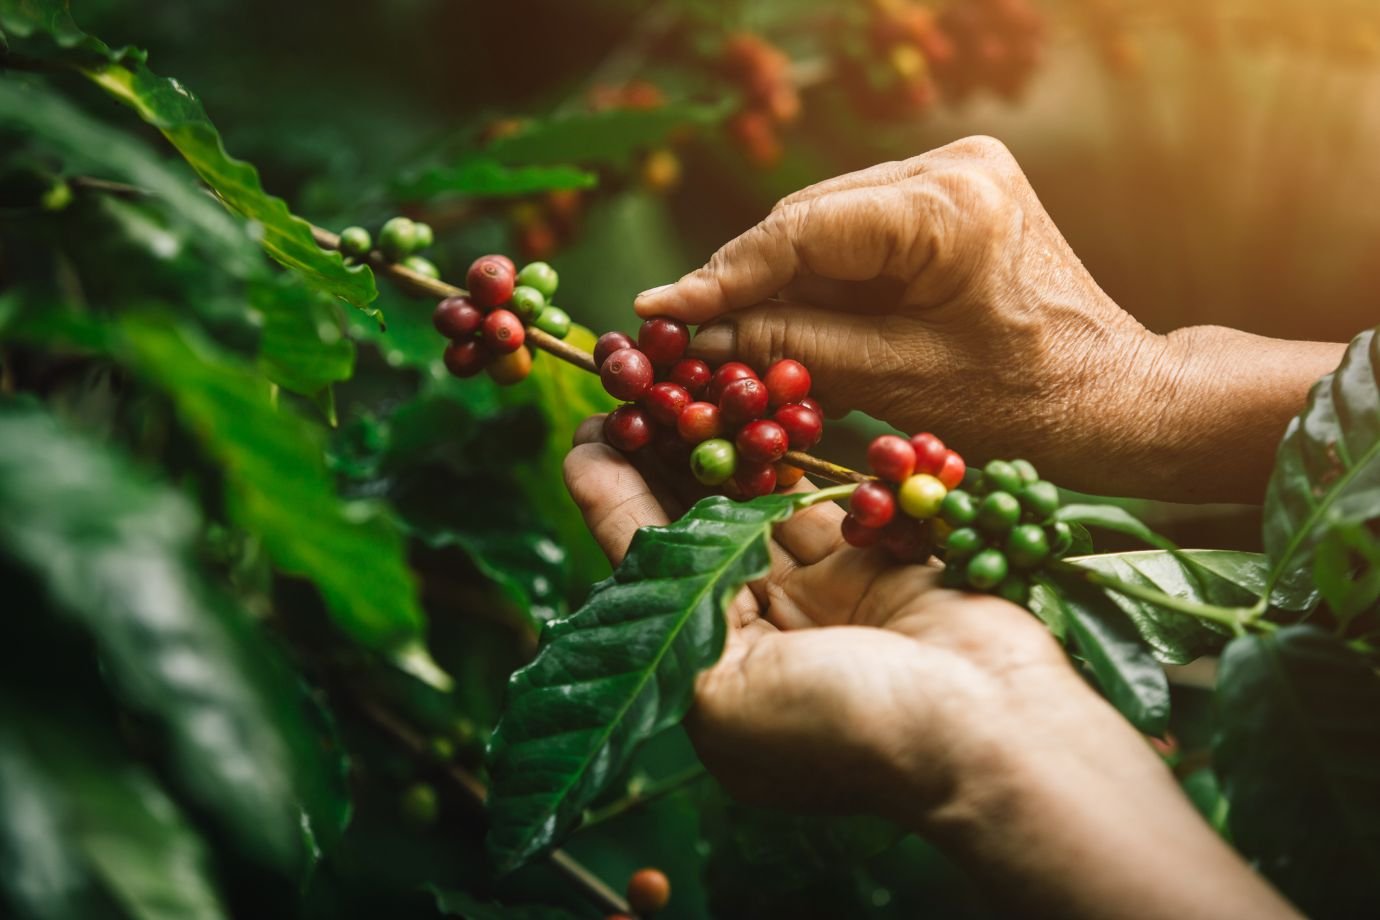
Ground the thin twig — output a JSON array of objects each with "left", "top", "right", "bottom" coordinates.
[{"left": 579, "top": 763, "right": 710, "bottom": 831}]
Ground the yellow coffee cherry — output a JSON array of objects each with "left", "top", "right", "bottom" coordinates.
[{"left": 898, "top": 473, "right": 947, "bottom": 519}]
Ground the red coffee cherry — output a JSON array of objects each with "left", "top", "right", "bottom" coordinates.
[
  {"left": 773, "top": 403, "right": 823, "bottom": 450},
  {"left": 868, "top": 434, "right": 917, "bottom": 482},
  {"left": 881, "top": 516, "right": 931, "bottom": 563},
  {"left": 734, "top": 460, "right": 778, "bottom": 497},
  {"left": 763, "top": 358, "right": 811, "bottom": 408},
  {"left": 668, "top": 358, "right": 712, "bottom": 398},
  {"left": 466, "top": 255, "right": 516, "bottom": 308},
  {"left": 677, "top": 401, "right": 722, "bottom": 443},
  {"left": 644, "top": 381, "right": 691, "bottom": 426},
  {"left": 850, "top": 480, "right": 897, "bottom": 528},
  {"left": 841, "top": 513, "right": 882, "bottom": 548},
  {"left": 910, "top": 432, "right": 947, "bottom": 475},
  {"left": 937, "top": 449, "right": 966, "bottom": 489},
  {"left": 719, "top": 377, "right": 769, "bottom": 426},
  {"left": 706, "top": 361, "right": 758, "bottom": 403},
  {"left": 775, "top": 463, "right": 805, "bottom": 488},
  {"left": 481, "top": 309, "right": 526, "bottom": 354},
  {"left": 626, "top": 867, "right": 671, "bottom": 916},
  {"left": 594, "top": 331, "right": 635, "bottom": 367},
  {"left": 600, "top": 347, "right": 654, "bottom": 401},
  {"left": 797, "top": 395, "right": 824, "bottom": 418},
  {"left": 604, "top": 405, "right": 655, "bottom": 453},
  {"left": 638, "top": 317, "right": 690, "bottom": 365},
  {"left": 489, "top": 254, "right": 517, "bottom": 275},
  {"left": 652, "top": 428, "right": 693, "bottom": 466},
  {"left": 432, "top": 296, "right": 484, "bottom": 339},
  {"left": 443, "top": 339, "right": 488, "bottom": 378},
  {"left": 735, "top": 419, "right": 789, "bottom": 464},
  {"left": 487, "top": 347, "right": 532, "bottom": 385}
]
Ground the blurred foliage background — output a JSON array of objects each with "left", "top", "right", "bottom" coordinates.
[{"left": 2, "top": 0, "right": 1378, "bottom": 917}]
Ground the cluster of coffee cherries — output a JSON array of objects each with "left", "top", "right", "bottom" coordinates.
[
  {"left": 840, "top": 432, "right": 966, "bottom": 562},
  {"left": 338, "top": 216, "right": 439, "bottom": 279},
  {"left": 434, "top": 255, "right": 572, "bottom": 386},
  {"left": 721, "top": 33, "right": 800, "bottom": 169},
  {"left": 596, "top": 318, "right": 824, "bottom": 499}
]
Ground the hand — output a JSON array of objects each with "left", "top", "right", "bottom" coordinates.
[{"left": 635, "top": 136, "right": 1343, "bottom": 502}]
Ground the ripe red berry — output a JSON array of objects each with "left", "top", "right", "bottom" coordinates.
[
  {"left": 763, "top": 359, "right": 811, "bottom": 408},
  {"left": 735, "top": 419, "right": 789, "bottom": 464},
  {"left": 677, "top": 401, "right": 722, "bottom": 443},
  {"left": 432, "top": 296, "right": 484, "bottom": 339},
  {"left": 668, "top": 358, "right": 712, "bottom": 398},
  {"left": 487, "top": 347, "right": 532, "bottom": 385},
  {"left": 706, "top": 361, "right": 758, "bottom": 403},
  {"left": 466, "top": 255, "right": 516, "bottom": 308},
  {"left": 600, "top": 347, "right": 654, "bottom": 401},
  {"left": 490, "top": 254, "right": 517, "bottom": 275},
  {"left": 652, "top": 428, "right": 692, "bottom": 466},
  {"left": 881, "top": 516, "right": 931, "bottom": 563},
  {"left": 798, "top": 396, "right": 824, "bottom": 418},
  {"left": 850, "top": 481, "right": 897, "bottom": 528},
  {"left": 775, "top": 463, "right": 805, "bottom": 488},
  {"left": 638, "top": 316, "right": 690, "bottom": 365},
  {"left": 644, "top": 381, "right": 691, "bottom": 426},
  {"left": 481, "top": 309, "right": 525, "bottom": 354},
  {"left": 841, "top": 514, "right": 882, "bottom": 548},
  {"left": 734, "top": 460, "right": 778, "bottom": 497},
  {"left": 593, "top": 331, "right": 635, "bottom": 367},
  {"left": 604, "top": 405, "right": 654, "bottom": 452},
  {"left": 626, "top": 868, "right": 671, "bottom": 916},
  {"left": 910, "top": 432, "right": 947, "bottom": 475},
  {"left": 868, "top": 435, "right": 917, "bottom": 482},
  {"left": 936, "top": 450, "right": 966, "bottom": 489},
  {"left": 773, "top": 403, "right": 823, "bottom": 450},
  {"left": 719, "top": 377, "right": 769, "bottom": 426},
  {"left": 443, "top": 339, "right": 488, "bottom": 378}
]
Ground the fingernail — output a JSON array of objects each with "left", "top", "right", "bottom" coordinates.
[
  {"left": 636, "top": 283, "right": 673, "bottom": 301},
  {"left": 689, "top": 322, "right": 735, "bottom": 363}
]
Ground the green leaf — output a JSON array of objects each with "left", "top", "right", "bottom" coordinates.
[
  {"left": 1055, "top": 503, "right": 1177, "bottom": 551},
  {"left": 1312, "top": 521, "right": 1380, "bottom": 627},
  {"left": 1214, "top": 626, "right": 1380, "bottom": 915},
  {"left": 0, "top": 0, "right": 141, "bottom": 66},
  {"left": 430, "top": 887, "right": 570, "bottom": 920},
  {"left": 251, "top": 276, "right": 356, "bottom": 400},
  {"left": 1047, "top": 574, "right": 1171, "bottom": 734},
  {"left": 0, "top": 401, "right": 345, "bottom": 875},
  {"left": 1264, "top": 327, "right": 1380, "bottom": 607},
  {"left": 480, "top": 103, "right": 729, "bottom": 171},
  {"left": 395, "top": 158, "right": 596, "bottom": 201},
  {"left": 486, "top": 493, "right": 800, "bottom": 870}
]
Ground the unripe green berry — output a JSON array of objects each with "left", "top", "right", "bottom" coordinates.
[
  {"left": 1010, "top": 458, "right": 1039, "bottom": 485},
  {"left": 996, "top": 573, "right": 1030, "bottom": 605},
  {"left": 533, "top": 306, "right": 571, "bottom": 339},
  {"left": 966, "top": 548, "right": 1009, "bottom": 590},
  {"left": 1018, "top": 480, "right": 1060, "bottom": 521},
  {"left": 977, "top": 491, "right": 1021, "bottom": 533},
  {"left": 939, "top": 489, "right": 978, "bottom": 526},
  {"left": 690, "top": 438, "right": 737, "bottom": 486},
  {"left": 982, "top": 460, "right": 1023, "bottom": 495},
  {"left": 944, "top": 526, "right": 984, "bottom": 559},
  {"left": 429, "top": 736, "right": 456, "bottom": 762},
  {"left": 379, "top": 216, "right": 419, "bottom": 261},
  {"left": 941, "top": 560, "right": 968, "bottom": 588},
  {"left": 338, "top": 226, "right": 372, "bottom": 258},
  {"left": 509, "top": 285, "right": 546, "bottom": 322},
  {"left": 412, "top": 221, "right": 434, "bottom": 250},
  {"left": 400, "top": 783, "right": 439, "bottom": 827},
  {"left": 1005, "top": 523, "right": 1050, "bottom": 569},
  {"left": 403, "top": 255, "right": 440, "bottom": 279},
  {"left": 517, "top": 261, "right": 559, "bottom": 299},
  {"left": 1048, "top": 521, "right": 1075, "bottom": 558}
]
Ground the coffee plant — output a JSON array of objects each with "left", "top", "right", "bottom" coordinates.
[{"left": 2, "top": 1, "right": 1379, "bottom": 917}]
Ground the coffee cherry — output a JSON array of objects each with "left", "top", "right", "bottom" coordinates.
[
  {"left": 706, "top": 361, "right": 757, "bottom": 403},
  {"left": 967, "top": 548, "right": 1010, "bottom": 590},
  {"left": 644, "top": 381, "right": 691, "bottom": 426},
  {"left": 509, "top": 285, "right": 546, "bottom": 322},
  {"left": 482, "top": 309, "right": 526, "bottom": 354},
  {"left": 763, "top": 359, "right": 811, "bottom": 408},
  {"left": 735, "top": 419, "right": 789, "bottom": 464},
  {"left": 467, "top": 255, "right": 517, "bottom": 308},
  {"left": 1048, "top": 521, "right": 1075, "bottom": 557},
  {"left": 735, "top": 460, "right": 778, "bottom": 497},
  {"left": 881, "top": 516, "right": 931, "bottom": 562},
  {"left": 338, "top": 225, "right": 372, "bottom": 258},
  {"left": 412, "top": 221, "right": 434, "bottom": 250},
  {"left": 775, "top": 463, "right": 805, "bottom": 488},
  {"left": 433, "top": 296, "right": 484, "bottom": 338},
  {"left": 1011, "top": 458, "right": 1039, "bottom": 485},
  {"left": 909, "top": 432, "right": 947, "bottom": 475},
  {"left": 897, "top": 473, "right": 946, "bottom": 519},
  {"left": 594, "top": 331, "right": 635, "bottom": 367},
  {"left": 850, "top": 481, "right": 897, "bottom": 528},
  {"left": 400, "top": 782, "right": 439, "bottom": 827},
  {"left": 1005, "top": 523, "right": 1050, "bottom": 569},
  {"left": 941, "top": 559, "right": 968, "bottom": 588},
  {"left": 652, "top": 428, "right": 692, "bottom": 467},
  {"left": 600, "top": 347, "right": 654, "bottom": 401},
  {"left": 842, "top": 513, "right": 883, "bottom": 548},
  {"left": 690, "top": 438, "right": 737, "bottom": 485},
  {"left": 443, "top": 339, "right": 488, "bottom": 378},
  {"left": 487, "top": 347, "right": 532, "bottom": 385},
  {"left": 867, "top": 435, "right": 916, "bottom": 483},
  {"left": 533, "top": 305, "right": 572, "bottom": 339},
  {"left": 797, "top": 396, "right": 825, "bottom": 418},
  {"left": 1018, "top": 480, "right": 1060, "bottom": 521},
  {"left": 379, "top": 216, "right": 419, "bottom": 261},
  {"left": 626, "top": 867, "right": 671, "bottom": 916},
  {"left": 638, "top": 317, "right": 690, "bottom": 365},
  {"left": 516, "top": 261, "right": 559, "bottom": 299},
  {"left": 677, "top": 401, "right": 723, "bottom": 443},
  {"left": 936, "top": 450, "right": 966, "bottom": 490},
  {"left": 939, "top": 489, "right": 978, "bottom": 526},
  {"left": 982, "top": 460, "right": 1023, "bottom": 495},
  {"left": 977, "top": 491, "right": 1022, "bottom": 533},
  {"left": 773, "top": 403, "right": 823, "bottom": 450},
  {"left": 668, "top": 358, "right": 712, "bottom": 398},
  {"left": 719, "top": 377, "right": 769, "bottom": 426},
  {"left": 604, "top": 405, "right": 655, "bottom": 452},
  {"left": 996, "top": 574, "right": 1030, "bottom": 606},
  {"left": 490, "top": 254, "right": 517, "bottom": 274},
  {"left": 403, "top": 255, "right": 440, "bottom": 279},
  {"left": 944, "top": 526, "right": 984, "bottom": 559}
]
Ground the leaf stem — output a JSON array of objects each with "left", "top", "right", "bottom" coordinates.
[
  {"left": 1051, "top": 560, "right": 1272, "bottom": 635},
  {"left": 578, "top": 763, "right": 709, "bottom": 831},
  {"left": 795, "top": 482, "right": 862, "bottom": 508}
]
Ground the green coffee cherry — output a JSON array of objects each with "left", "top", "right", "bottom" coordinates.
[
  {"left": 967, "top": 548, "right": 1009, "bottom": 590},
  {"left": 379, "top": 216, "right": 419, "bottom": 261},
  {"left": 940, "top": 489, "right": 978, "bottom": 527},
  {"left": 944, "top": 526, "right": 984, "bottom": 559},
  {"left": 996, "top": 573, "right": 1030, "bottom": 605},
  {"left": 534, "top": 306, "right": 571, "bottom": 339},
  {"left": 339, "top": 226, "right": 373, "bottom": 258},
  {"left": 428, "top": 736, "right": 456, "bottom": 762},
  {"left": 509, "top": 285, "right": 546, "bottom": 322},
  {"left": 1048, "top": 521, "right": 1075, "bottom": 558},
  {"left": 517, "top": 261, "right": 559, "bottom": 299},
  {"left": 1018, "top": 480, "right": 1060, "bottom": 521},
  {"left": 412, "top": 221, "right": 434, "bottom": 250},
  {"left": 400, "top": 783, "right": 439, "bottom": 827},
  {"left": 690, "top": 438, "right": 737, "bottom": 485},
  {"left": 941, "top": 560, "right": 968, "bottom": 588},
  {"left": 403, "top": 255, "right": 440, "bottom": 279},
  {"left": 1005, "top": 523, "right": 1050, "bottom": 569},
  {"left": 982, "top": 460, "right": 1023, "bottom": 495},
  {"left": 977, "top": 491, "right": 1021, "bottom": 533},
  {"left": 1010, "top": 458, "right": 1039, "bottom": 485}
]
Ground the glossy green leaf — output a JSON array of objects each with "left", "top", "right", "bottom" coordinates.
[
  {"left": 1047, "top": 574, "right": 1170, "bottom": 734},
  {"left": 251, "top": 276, "right": 356, "bottom": 400},
  {"left": 1312, "top": 521, "right": 1380, "bottom": 628},
  {"left": 486, "top": 493, "right": 800, "bottom": 870},
  {"left": 1055, "top": 503, "right": 1177, "bottom": 551},
  {"left": 1215, "top": 626, "right": 1380, "bottom": 915},
  {"left": 430, "top": 887, "right": 570, "bottom": 920},
  {"left": 481, "top": 102, "right": 729, "bottom": 170},
  {"left": 0, "top": 0, "right": 140, "bottom": 66},
  {"left": 1263, "top": 327, "right": 1380, "bottom": 607},
  {"left": 395, "top": 158, "right": 596, "bottom": 201}
]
